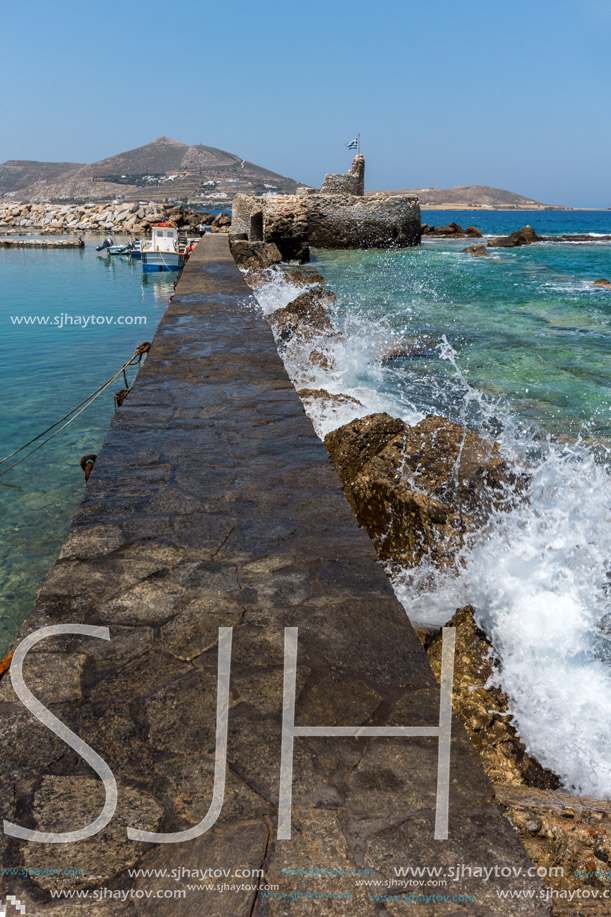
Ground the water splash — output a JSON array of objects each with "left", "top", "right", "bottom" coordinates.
[{"left": 252, "top": 249, "right": 611, "bottom": 798}]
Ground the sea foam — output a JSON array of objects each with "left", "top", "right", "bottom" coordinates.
[{"left": 253, "top": 261, "right": 611, "bottom": 799}]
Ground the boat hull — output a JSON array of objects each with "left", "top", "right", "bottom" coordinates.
[{"left": 141, "top": 251, "right": 185, "bottom": 272}]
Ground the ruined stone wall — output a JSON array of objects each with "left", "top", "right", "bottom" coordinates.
[
  {"left": 231, "top": 194, "right": 262, "bottom": 238},
  {"left": 320, "top": 173, "right": 361, "bottom": 195},
  {"left": 320, "top": 154, "right": 365, "bottom": 197},
  {"left": 305, "top": 193, "right": 421, "bottom": 248},
  {"left": 262, "top": 194, "right": 309, "bottom": 261}
]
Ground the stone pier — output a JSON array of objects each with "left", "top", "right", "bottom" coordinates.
[{"left": 0, "top": 235, "right": 549, "bottom": 915}]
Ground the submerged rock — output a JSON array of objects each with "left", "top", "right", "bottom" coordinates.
[
  {"left": 324, "top": 413, "right": 526, "bottom": 569},
  {"left": 426, "top": 606, "right": 559, "bottom": 788},
  {"left": 488, "top": 225, "right": 541, "bottom": 248},
  {"left": 379, "top": 335, "right": 439, "bottom": 361},
  {"left": 462, "top": 243, "right": 490, "bottom": 257}
]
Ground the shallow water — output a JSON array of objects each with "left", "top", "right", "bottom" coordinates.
[
  {"left": 0, "top": 240, "right": 172, "bottom": 654},
  {"left": 255, "top": 210, "right": 611, "bottom": 798}
]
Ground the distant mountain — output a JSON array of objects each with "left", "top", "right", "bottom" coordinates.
[
  {"left": 372, "top": 185, "right": 562, "bottom": 209},
  {"left": 0, "top": 137, "right": 301, "bottom": 204},
  {"left": 0, "top": 160, "right": 84, "bottom": 194}
]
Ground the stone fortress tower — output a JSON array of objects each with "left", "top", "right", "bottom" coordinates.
[{"left": 232, "top": 154, "right": 421, "bottom": 262}]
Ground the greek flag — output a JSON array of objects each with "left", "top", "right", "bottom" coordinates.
[{"left": 346, "top": 138, "right": 358, "bottom": 150}]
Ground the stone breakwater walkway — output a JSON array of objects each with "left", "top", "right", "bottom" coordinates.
[
  {"left": 0, "top": 237, "right": 85, "bottom": 248},
  {"left": 0, "top": 235, "right": 549, "bottom": 915}
]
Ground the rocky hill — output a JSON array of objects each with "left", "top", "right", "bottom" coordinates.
[
  {"left": 0, "top": 137, "right": 301, "bottom": 205},
  {"left": 371, "top": 184, "right": 562, "bottom": 209}
]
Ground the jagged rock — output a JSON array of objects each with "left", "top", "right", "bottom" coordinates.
[
  {"left": 426, "top": 606, "right": 559, "bottom": 788},
  {"left": 267, "top": 291, "right": 335, "bottom": 344},
  {"left": 488, "top": 225, "right": 541, "bottom": 248},
  {"left": 230, "top": 240, "right": 282, "bottom": 271},
  {"left": 593, "top": 278, "right": 611, "bottom": 287},
  {"left": 324, "top": 413, "right": 526, "bottom": 568},
  {"left": 462, "top": 243, "right": 490, "bottom": 257}
]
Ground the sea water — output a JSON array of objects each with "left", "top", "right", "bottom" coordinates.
[
  {"left": 0, "top": 241, "right": 172, "bottom": 655},
  {"left": 255, "top": 210, "right": 611, "bottom": 798}
]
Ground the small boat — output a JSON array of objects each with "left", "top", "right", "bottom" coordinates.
[
  {"left": 141, "top": 222, "right": 186, "bottom": 272},
  {"left": 108, "top": 242, "right": 134, "bottom": 256},
  {"left": 96, "top": 237, "right": 139, "bottom": 257}
]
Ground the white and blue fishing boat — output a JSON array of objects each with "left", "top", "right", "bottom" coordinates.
[{"left": 141, "top": 222, "right": 186, "bottom": 272}]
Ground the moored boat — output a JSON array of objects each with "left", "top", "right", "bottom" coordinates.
[{"left": 141, "top": 222, "right": 186, "bottom": 272}]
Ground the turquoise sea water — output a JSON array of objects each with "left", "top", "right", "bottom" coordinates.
[
  {"left": 316, "top": 210, "right": 611, "bottom": 441},
  {"left": 0, "top": 241, "right": 172, "bottom": 655},
  {"left": 283, "top": 211, "right": 611, "bottom": 798}
]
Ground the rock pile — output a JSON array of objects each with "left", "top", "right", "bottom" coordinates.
[
  {"left": 488, "top": 225, "right": 541, "bottom": 247},
  {"left": 0, "top": 201, "right": 231, "bottom": 235},
  {"left": 421, "top": 222, "right": 482, "bottom": 237}
]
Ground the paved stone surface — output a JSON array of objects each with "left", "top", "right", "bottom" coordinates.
[{"left": 0, "top": 235, "right": 550, "bottom": 914}]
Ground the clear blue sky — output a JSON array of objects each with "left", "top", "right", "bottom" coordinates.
[{"left": 3, "top": 0, "right": 610, "bottom": 207}]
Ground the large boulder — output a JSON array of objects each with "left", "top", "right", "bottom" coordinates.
[
  {"left": 593, "top": 278, "right": 611, "bottom": 287},
  {"left": 230, "top": 240, "right": 283, "bottom": 271},
  {"left": 324, "top": 413, "right": 526, "bottom": 568},
  {"left": 488, "top": 225, "right": 541, "bottom": 248},
  {"left": 267, "top": 291, "right": 335, "bottom": 344},
  {"left": 210, "top": 212, "right": 231, "bottom": 233}
]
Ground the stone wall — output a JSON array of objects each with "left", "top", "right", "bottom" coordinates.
[
  {"left": 261, "top": 195, "right": 309, "bottom": 261},
  {"left": 306, "top": 192, "right": 421, "bottom": 248},
  {"left": 232, "top": 155, "right": 421, "bottom": 260},
  {"left": 230, "top": 194, "right": 262, "bottom": 238}
]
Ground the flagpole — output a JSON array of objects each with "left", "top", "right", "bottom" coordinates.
[{"left": 358, "top": 133, "right": 360, "bottom": 155}]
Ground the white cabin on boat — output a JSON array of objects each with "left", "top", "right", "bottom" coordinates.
[
  {"left": 149, "top": 223, "right": 179, "bottom": 252},
  {"left": 141, "top": 222, "right": 186, "bottom": 272}
]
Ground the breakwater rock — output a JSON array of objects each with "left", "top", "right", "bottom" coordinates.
[
  {"left": 324, "top": 412, "right": 524, "bottom": 570},
  {"left": 0, "top": 200, "right": 231, "bottom": 235}
]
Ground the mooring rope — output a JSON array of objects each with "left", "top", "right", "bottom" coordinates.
[{"left": 0, "top": 342, "right": 150, "bottom": 478}]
